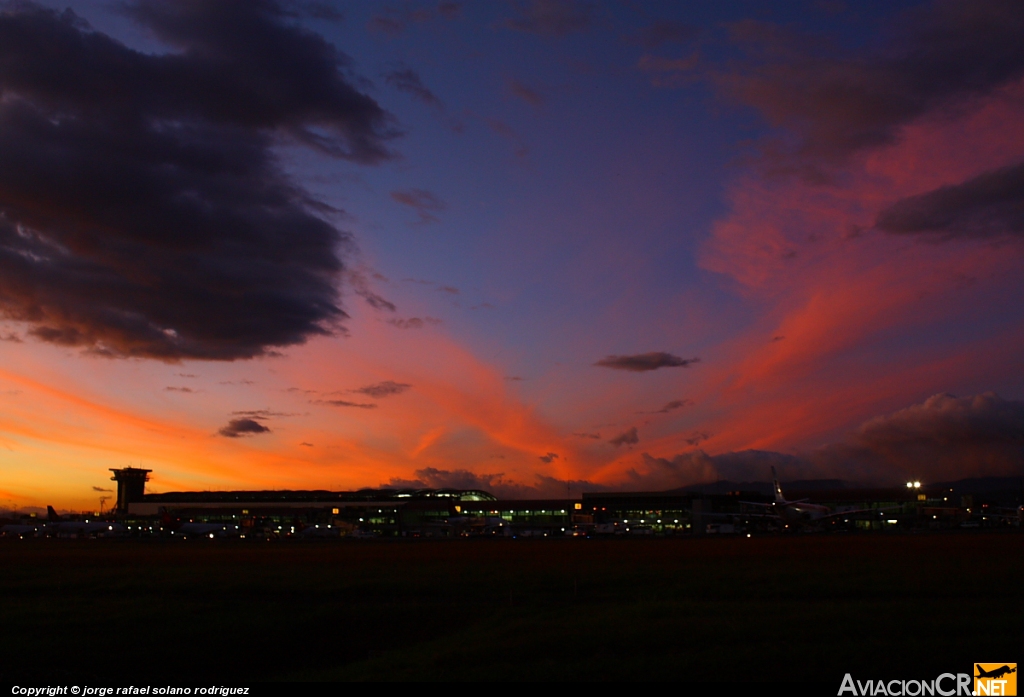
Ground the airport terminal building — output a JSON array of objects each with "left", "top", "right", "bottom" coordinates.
[
  {"left": 111, "top": 466, "right": 762, "bottom": 537},
  {"left": 97, "top": 466, "right": 1017, "bottom": 538}
]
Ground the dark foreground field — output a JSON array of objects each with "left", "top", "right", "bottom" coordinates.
[{"left": 2, "top": 533, "right": 1021, "bottom": 682}]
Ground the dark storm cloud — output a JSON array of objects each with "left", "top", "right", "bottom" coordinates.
[
  {"left": 538, "top": 452, "right": 559, "bottom": 463},
  {"left": 231, "top": 409, "right": 294, "bottom": 418},
  {"left": 385, "top": 68, "right": 443, "bottom": 108},
  {"left": 386, "top": 467, "right": 608, "bottom": 499},
  {"left": 351, "top": 380, "right": 411, "bottom": 398},
  {"left": 631, "top": 449, "right": 806, "bottom": 491},
  {"left": 0, "top": 2, "right": 396, "bottom": 361},
  {"left": 218, "top": 418, "right": 271, "bottom": 438},
  {"left": 388, "top": 316, "right": 441, "bottom": 329},
  {"left": 312, "top": 399, "right": 377, "bottom": 409},
  {"left": 390, "top": 189, "right": 446, "bottom": 224},
  {"left": 359, "top": 292, "right": 396, "bottom": 312},
  {"left": 388, "top": 467, "right": 503, "bottom": 491},
  {"left": 609, "top": 426, "right": 639, "bottom": 447},
  {"left": 812, "top": 392, "right": 1024, "bottom": 482},
  {"left": 630, "top": 393, "right": 1024, "bottom": 489},
  {"left": 875, "top": 161, "right": 1024, "bottom": 239},
  {"left": 625, "top": 19, "right": 697, "bottom": 49},
  {"left": 344, "top": 269, "right": 397, "bottom": 313},
  {"left": 659, "top": 399, "right": 692, "bottom": 413},
  {"left": 638, "top": 399, "right": 693, "bottom": 415},
  {"left": 684, "top": 431, "right": 711, "bottom": 447},
  {"left": 594, "top": 353, "right": 700, "bottom": 372},
  {"left": 717, "top": 0, "right": 1024, "bottom": 171},
  {"left": 117, "top": 1, "right": 396, "bottom": 161},
  {"left": 503, "top": 0, "right": 592, "bottom": 37}
]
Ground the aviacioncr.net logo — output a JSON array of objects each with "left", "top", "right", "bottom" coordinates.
[{"left": 838, "top": 673, "right": 972, "bottom": 696}]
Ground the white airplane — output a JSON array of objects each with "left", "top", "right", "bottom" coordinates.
[
  {"left": 740, "top": 468, "right": 894, "bottom": 527},
  {"left": 170, "top": 520, "right": 242, "bottom": 538},
  {"left": 157, "top": 510, "right": 242, "bottom": 537},
  {"left": 45, "top": 506, "right": 126, "bottom": 537},
  {"left": 177, "top": 523, "right": 236, "bottom": 536},
  {"left": 0, "top": 520, "right": 44, "bottom": 537}
]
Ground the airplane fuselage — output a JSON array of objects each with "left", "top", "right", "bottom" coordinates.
[{"left": 779, "top": 501, "right": 832, "bottom": 522}]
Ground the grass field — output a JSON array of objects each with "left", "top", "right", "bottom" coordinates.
[{"left": 2, "top": 532, "right": 1021, "bottom": 682}]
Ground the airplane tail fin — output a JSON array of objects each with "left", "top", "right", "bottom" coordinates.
[
  {"left": 771, "top": 466, "right": 785, "bottom": 503},
  {"left": 47, "top": 505, "right": 60, "bottom": 522},
  {"left": 159, "top": 510, "right": 181, "bottom": 530}
]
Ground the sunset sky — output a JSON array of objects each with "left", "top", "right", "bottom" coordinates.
[{"left": 1, "top": 0, "right": 1022, "bottom": 511}]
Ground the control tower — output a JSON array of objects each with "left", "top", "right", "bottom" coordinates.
[{"left": 110, "top": 467, "right": 151, "bottom": 514}]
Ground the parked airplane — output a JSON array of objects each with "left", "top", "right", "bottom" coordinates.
[
  {"left": 174, "top": 522, "right": 241, "bottom": 538},
  {"left": 740, "top": 468, "right": 893, "bottom": 527},
  {"left": 0, "top": 519, "right": 44, "bottom": 537},
  {"left": 159, "top": 511, "right": 242, "bottom": 538},
  {"left": 46, "top": 506, "right": 125, "bottom": 537}
]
